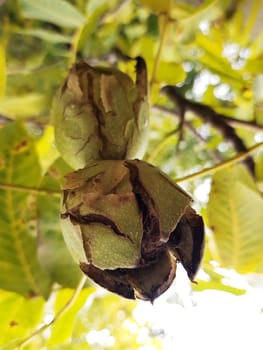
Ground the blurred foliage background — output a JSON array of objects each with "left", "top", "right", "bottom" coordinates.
[{"left": 0, "top": 0, "right": 263, "bottom": 349}]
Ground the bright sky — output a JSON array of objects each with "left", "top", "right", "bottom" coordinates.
[{"left": 133, "top": 266, "right": 263, "bottom": 350}]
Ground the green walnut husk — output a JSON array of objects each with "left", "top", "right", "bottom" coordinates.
[
  {"left": 61, "top": 159, "right": 204, "bottom": 302},
  {"left": 52, "top": 58, "right": 149, "bottom": 169}
]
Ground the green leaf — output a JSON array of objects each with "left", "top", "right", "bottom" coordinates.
[
  {"left": 156, "top": 61, "right": 186, "bottom": 85},
  {"left": 239, "top": 1, "right": 262, "bottom": 46},
  {"left": 194, "top": 248, "right": 246, "bottom": 295},
  {"left": 37, "top": 194, "right": 83, "bottom": 288},
  {"left": 253, "top": 74, "right": 263, "bottom": 103},
  {"left": 77, "top": 0, "right": 117, "bottom": 51},
  {"left": 147, "top": 60, "right": 186, "bottom": 103},
  {"left": 0, "top": 44, "right": 6, "bottom": 99},
  {"left": 255, "top": 257, "right": 263, "bottom": 274},
  {"left": 47, "top": 287, "right": 95, "bottom": 345},
  {"left": 194, "top": 272, "right": 246, "bottom": 295},
  {"left": 207, "top": 165, "right": 263, "bottom": 273},
  {"left": 0, "top": 122, "right": 51, "bottom": 297},
  {"left": 255, "top": 151, "right": 263, "bottom": 186},
  {"left": 37, "top": 159, "right": 82, "bottom": 288},
  {"left": 18, "top": 0, "right": 85, "bottom": 28},
  {"left": 139, "top": 0, "right": 171, "bottom": 13},
  {"left": 19, "top": 28, "right": 72, "bottom": 43},
  {"left": 195, "top": 33, "right": 245, "bottom": 89},
  {"left": 77, "top": 15, "right": 101, "bottom": 52},
  {"left": 0, "top": 94, "right": 47, "bottom": 120},
  {"left": 244, "top": 57, "right": 263, "bottom": 74},
  {"left": 172, "top": 0, "right": 224, "bottom": 43},
  {"left": 0, "top": 290, "right": 45, "bottom": 346},
  {"left": 36, "top": 126, "right": 59, "bottom": 175},
  {"left": 195, "top": 32, "right": 224, "bottom": 62}
]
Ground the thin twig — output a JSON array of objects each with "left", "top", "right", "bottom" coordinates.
[
  {"left": 162, "top": 86, "right": 256, "bottom": 175},
  {"left": 150, "top": 17, "right": 169, "bottom": 89},
  {"left": 175, "top": 142, "right": 263, "bottom": 183},
  {"left": 152, "top": 106, "right": 223, "bottom": 162},
  {"left": 150, "top": 1, "right": 172, "bottom": 90},
  {"left": 100, "top": 0, "right": 130, "bottom": 24},
  {"left": 0, "top": 182, "right": 61, "bottom": 196},
  {"left": 9, "top": 276, "right": 88, "bottom": 350},
  {"left": 185, "top": 121, "right": 222, "bottom": 161}
]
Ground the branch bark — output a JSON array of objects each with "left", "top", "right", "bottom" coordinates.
[
  {"left": 162, "top": 86, "right": 256, "bottom": 175},
  {"left": 152, "top": 105, "right": 263, "bottom": 133}
]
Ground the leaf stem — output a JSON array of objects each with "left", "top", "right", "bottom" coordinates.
[
  {"left": 0, "top": 182, "right": 61, "bottom": 196},
  {"left": 12, "top": 275, "right": 88, "bottom": 350},
  {"left": 162, "top": 85, "right": 255, "bottom": 175},
  {"left": 175, "top": 142, "right": 263, "bottom": 183},
  {"left": 150, "top": 2, "right": 172, "bottom": 91}
]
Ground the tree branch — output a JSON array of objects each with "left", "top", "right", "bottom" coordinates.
[
  {"left": 175, "top": 142, "right": 263, "bottom": 183},
  {"left": 153, "top": 105, "right": 263, "bottom": 133},
  {"left": 162, "top": 86, "right": 257, "bottom": 175}
]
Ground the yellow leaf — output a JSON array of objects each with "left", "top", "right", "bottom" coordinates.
[
  {"left": 47, "top": 287, "right": 95, "bottom": 345},
  {"left": 139, "top": 0, "right": 171, "bottom": 14},
  {"left": 36, "top": 126, "right": 59, "bottom": 174},
  {"left": 0, "top": 93, "right": 46, "bottom": 119},
  {"left": 156, "top": 61, "right": 186, "bottom": 84},
  {"left": 207, "top": 165, "right": 263, "bottom": 273},
  {"left": 0, "top": 45, "right": 6, "bottom": 99}
]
